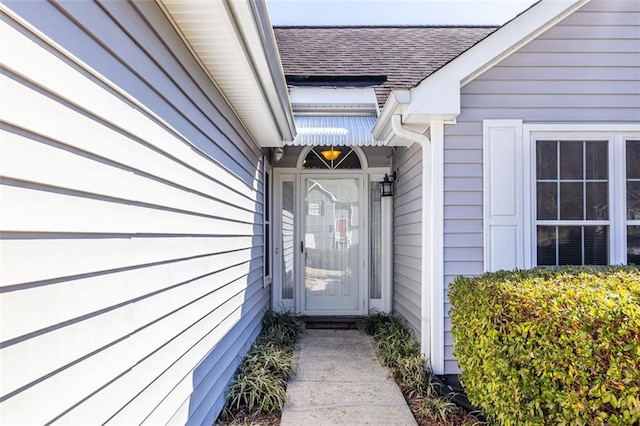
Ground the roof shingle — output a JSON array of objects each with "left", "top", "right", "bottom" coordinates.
[{"left": 274, "top": 26, "right": 498, "bottom": 108}]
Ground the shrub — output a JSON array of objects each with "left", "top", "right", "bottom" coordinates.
[
  {"left": 357, "top": 309, "right": 393, "bottom": 335},
  {"left": 393, "top": 354, "right": 435, "bottom": 398},
  {"left": 223, "top": 310, "right": 303, "bottom": 415},
  {"left": 415, "top": 393, "right": 458, "bottom": 423},
  {"left": 258, "top": 310, "right": 303, "bottom": 352},
  {"left": 358, "top": 312, "right": 475, "bottom": 424},
  {"left": 449, "top": 266, "right": 640, "bottom": 425}
]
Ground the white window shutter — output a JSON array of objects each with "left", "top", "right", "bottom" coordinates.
[{"left": 483, "top": 120, "right": 524, "bottom": 272}]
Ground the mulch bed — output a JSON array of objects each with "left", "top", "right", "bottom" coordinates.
[
  {"left": 405, "top": 394, "right": 483, "bottom": 426},
  {"left": 214, "top": 408, "right": 280, "bottom": 426}
]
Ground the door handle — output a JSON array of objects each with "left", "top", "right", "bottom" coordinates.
[{"left": 301, "top": 241, "right": 308, "bottom": 263}]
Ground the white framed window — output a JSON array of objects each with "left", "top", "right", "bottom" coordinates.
[
  {"left": 307, "top": 201, "right": 323, "bottom": 216},
  {"left": 535, "top": 139, "right": 609, "bottom": 266},
  {"left": 524, "top": 126, "right": 640, "bottom": 267}
]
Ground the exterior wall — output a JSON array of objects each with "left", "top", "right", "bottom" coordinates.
[
  {"left": 392, "top": 144, "right": 423, "bottom": 336},
  {"left": 442, "top": 0, "right": 640, "bottom": 374},
  {"left": 0, "top": 1, "right": 268, "bottom": 424}
]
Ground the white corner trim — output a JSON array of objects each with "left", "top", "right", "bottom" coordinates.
[{"left": 429, "top": 120, "right": 445, "bottom": 375}]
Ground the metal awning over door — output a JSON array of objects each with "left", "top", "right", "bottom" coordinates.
[{"left": 287, "top": 115, "right": 384, "bottom": 147}]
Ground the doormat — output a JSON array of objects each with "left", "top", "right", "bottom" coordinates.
[{"left": 305, "top": 322, "right": 358, "bottom": 330}]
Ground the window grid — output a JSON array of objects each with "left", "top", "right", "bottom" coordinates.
[
  {"left": 536, "top": 140, "right": 609, "bottom": 266},
  {"left": 303, "top": 146, "right": 362, "bottom": 170}
]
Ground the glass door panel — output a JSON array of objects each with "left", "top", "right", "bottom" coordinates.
[
  {"left": 303, "top": 177, "right": 360, "bottom": 312},
  {"left": 281, "top": 181, "right": 294, "bottom": 299}
]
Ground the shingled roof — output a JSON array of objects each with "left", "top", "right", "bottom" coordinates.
[{"left": 274, "top": 26, "right": 498, "bottom": 108}]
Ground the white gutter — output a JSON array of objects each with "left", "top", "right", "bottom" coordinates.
[{"left": 390, "top": 115, "right": 435, "bottom": 370}]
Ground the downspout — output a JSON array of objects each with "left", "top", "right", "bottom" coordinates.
[{"left": 390, "top": 115, "right": 433, "bottom": 366}]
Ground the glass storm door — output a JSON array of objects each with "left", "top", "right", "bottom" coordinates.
[{"left": 303, "top": 177, "right": 362, "bottom": 313}]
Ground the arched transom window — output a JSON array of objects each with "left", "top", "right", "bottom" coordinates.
[{"left": 302, "top": 146, "right": 362, "bottom": 170}]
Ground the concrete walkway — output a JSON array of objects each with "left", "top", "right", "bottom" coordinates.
[{"left": 280, "top": 329, "right": 417, "bottom": 426}]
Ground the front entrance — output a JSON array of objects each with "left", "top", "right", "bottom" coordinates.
[
  {"left": 303, "top": 177, "right": 362, "bottom": 314},
  {"left": 272, "top": 146, "right": 393, "bottom": 316}
]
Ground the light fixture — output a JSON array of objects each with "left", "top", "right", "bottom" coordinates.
[
  {"left": 272, "top": 147, "right": 285, "bottom": 163},
  {"left": 380, "top": 172, "right": 396, "bottom": 197},
  {"left": 320, "top": 149, "right": 342, "bottom": 161}
]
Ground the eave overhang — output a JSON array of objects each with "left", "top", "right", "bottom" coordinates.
[
  {"left": 372, "top": 0, "right": 590, "bottom": 146},
  {"left": 158, "top": 0, "right": 296, "bottom": 147}
]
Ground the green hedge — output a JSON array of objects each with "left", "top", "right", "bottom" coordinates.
[{"left": 449, "top": 266, "right": 640, "bottom": 425}]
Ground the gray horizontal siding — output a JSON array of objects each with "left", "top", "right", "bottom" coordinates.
[
  {"left": 442, "top": 0, "right": 640, "bottom": 374},
  {"left": 1, "top": 1, "right": 268, "bottom": 424},
  {"left": 392, "top": 144, "right": 422, "bottom": 338}
]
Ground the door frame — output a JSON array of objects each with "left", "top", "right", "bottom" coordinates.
[{"left": 271, "top": 147, "right": 392, "bottom": 316}]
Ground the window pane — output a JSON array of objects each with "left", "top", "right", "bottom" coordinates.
[
  {"left": 335, "top": 149, "right": 362, "bottom": 169},
  {"left": 265, "top": 172, "right": 270, "bottom": 221},
  {"left": 536, "top": 141, "right": 557, "bottom": 180},
  {"left": 560, "top": 182, "right": 583, "bottom": 220},
  {"left": 537, "top": 182, "right": 557, "bottom": 220},
  {"left": 628, "top": 226, "right": 640, "bottom": 265},
  {"left": 626, "top": 181, "right": 640, "bottom": 220},
  {"left": 537, "top": 226, "right": 557, "bottom": 266},
  {"left": 627, "top": 181, "right": 640, "bottom": 220},
  {"left": 584, "top": 226, "right": 608, "bottom": 265},
  {"left": 281, "top": 181, "right": 294, "bottom": 299},
  {"left": 627, "top": 141, "right": 640, "bottom": 179},
  {"left": 627, "top": 141, "right": 640, "bottom": 220},
  {"left": 265, "top": 224, "right": 270, "bottom": 277},
  {"left": 560, "top": 141, "right": 583, "bottom": 180},
  {"left": 536, "top": 140, "right": 613, "bottom": 268},
  {"left": 585, "top": 141, "right": 608, "bottom": 179},
  {"left": 558, "top": 226, "right": 583, "bottom": 265},
  {"left": 586, "top": 182, "right": 608, "bottom": 220},
  {"left": 370, "top": 183, "right": 382, "bottom": 299}
]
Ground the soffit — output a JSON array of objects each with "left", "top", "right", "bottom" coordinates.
[{"left": 159, "top": 0, "right": 294, "bottom": 147}]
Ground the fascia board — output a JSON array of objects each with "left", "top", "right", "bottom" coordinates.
[
  {"left": 372, "top": 90, "right": 409, "bottom": 143},
  {"left": 407, "top": 0, "right": 589, "bottom": 118},
  {"left": 405, "top": 81, "right": 460, "bottom": 117},
  {"left": 228, "top": 0, "right": 296, "bottom": 143}
]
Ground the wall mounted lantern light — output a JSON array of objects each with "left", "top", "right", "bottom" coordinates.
[
  {"left": 380, "top": 172, "right": 396, "bottom": 197},
  {"left": 272, "top": 147, "right": 285, "bottom": 163}
]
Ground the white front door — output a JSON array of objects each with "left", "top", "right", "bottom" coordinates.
[{"left": 302, "top": 176, "right": 363, "bottom": 314}]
